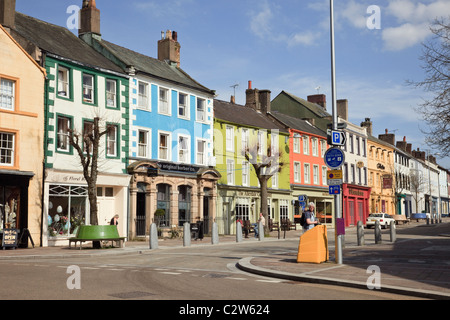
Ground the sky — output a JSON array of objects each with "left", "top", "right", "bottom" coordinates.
[{"left": 15, "top": 0, "right": 450, "bottom": 168}]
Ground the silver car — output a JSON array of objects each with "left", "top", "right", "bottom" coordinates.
[{"left": 366, "top": 213, "right": 395, "bottom": 229}]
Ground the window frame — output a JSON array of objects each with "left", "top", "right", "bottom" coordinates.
[
  {"left": 106, "top": 123, "right": 119, "bottom": 158},
  {"left": 158, "top": 131, "right": 171, "bottom": 161},
  {"left": 177, "top": 134, "right": 190, "bottom": 163},
  {"left": 56, "top": 114, "right": 73, "bottom": 154},
  {"left": 196, "top": 97, "right": 206, "bottom": 122},
  {"left": 137, "top": 81, "right": 150, "bottom": 110},
  {"left": 158, "top": 87, "right": 170, "bottom": 115},
  {"left": 0, "top": 131, "right": 15, "bottom": 167},
  {"left": 82, "top": 73, "right": 96, "bottom": 105},
  {"left": 105, "top": 78, "right": 118, "bottom": 109}
]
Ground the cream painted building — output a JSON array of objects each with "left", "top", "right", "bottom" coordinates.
[{"left": 0, "top": 24, "right": 46, "bottom": 247}]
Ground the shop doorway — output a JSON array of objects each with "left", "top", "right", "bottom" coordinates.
[
  {"left": 178, "top": 185, "right": 191, "bottom": 227},
  {"left": 203, "top": 188, "right": 211, "bottom": 234},
  {"left": 136, "top": 183, "right": 146, "bottom": 236},
  {"left": 157, "top": 184, "right": 171, "bottom": 227}
]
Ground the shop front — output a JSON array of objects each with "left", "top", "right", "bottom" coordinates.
[
  {"left": 0, "top": 170, "right": 35, "bottom": 247},
  {"left": 42, "top": 169, "right": 130, "bottom": 247},
  {"left": 342, "top": 184, "right": 371, "bottom": 227},
  {"left": 128, "top": 161, "right": 220, "bottom": 239},
  {"left": 292, "top": 186, "right": 334, "bottom": 226}
]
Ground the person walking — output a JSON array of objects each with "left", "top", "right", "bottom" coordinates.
[{"left": 303, "top": 202, "right": 319, "bottom": 232}]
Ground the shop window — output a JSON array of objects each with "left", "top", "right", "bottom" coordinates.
[
  {"left": 280, "top": 199, "right": 289, "bottom": 220},
  {"left": 0, "top": 186, "right": 20, "bottom": 231},
  {"left": 235, "top": 198, "right": 250, "bottom": 221},
  {"left": 178, "top": 185, "right": 191, "bottom": 227},
  {"left": 48, "top": 185, "right": 87, "bottom": 237},
  {"left": 157, "top": 184, "right": 171, "bottom": 227}
]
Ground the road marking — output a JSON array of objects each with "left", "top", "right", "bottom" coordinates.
[
  {"left": 226, "top": 277, "right": 247, "bottom": 281},
  {"left": 255, "top": 279, "right": 283, "bottom": 283},
  {"left": 159, "top": 271, "right": 182, "bottom": 275}
]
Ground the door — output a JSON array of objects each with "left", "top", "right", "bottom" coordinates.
[{"left": 136, "top": 192, "right": 146, "bottom": 236}]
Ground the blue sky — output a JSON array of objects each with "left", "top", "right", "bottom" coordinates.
[{"left": 15, "top": 0, "right": 450, "bottom": 168}]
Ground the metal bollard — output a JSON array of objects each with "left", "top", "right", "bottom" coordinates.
[
  {"left": 236, "top": 222, "right": 243, "bottom": 243},
  {"left": 258, "top": 221, "right": 264, "bottom": 241},
  {"left": 357, "top": 220, "right": 365, "bottom": 246},
  {"left": 211, "top": 222, "right": 219, "bottom": 245},
  {"left": 183, "top": 222, "right": 191, "bottom": 247},
  {"left": 375, "top": 220, "right": 382, "bottom": 244},
  {"left": 389, "top": 220, "right": 396, "bottom": 242},
  {"left": 149, "top": 223, "right": 158, "bottom": 249}
]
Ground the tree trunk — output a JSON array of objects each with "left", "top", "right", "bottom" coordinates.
[{"left": 259, "top": 176, "right": 270, "bottom": 235}]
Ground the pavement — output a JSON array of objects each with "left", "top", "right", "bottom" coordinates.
[{"left": 1, "top": 218, "right": 449, "bottom": 300}]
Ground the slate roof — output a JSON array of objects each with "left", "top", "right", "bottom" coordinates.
[
  {"left": 270, "top": 111, "right": 327, "bottom": 138},
  {"left": 13, "top": 12, "right": 124, "bottom": 74},
  {"left": 94, "top": 39, "right": 215, "bottom": 95},
  {"left": 213, "top": 99, "right": 288, "bottom": 133},
  {"left": 281, "top": 91, "right": 331, "bottom": 118}
]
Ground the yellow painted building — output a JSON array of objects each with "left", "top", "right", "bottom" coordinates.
[
  {"left": 367, "top": 135, "right": 396, "bottom": 215},
  {"left": 0, "top": 25, "right": 46, "bottom": 246}
]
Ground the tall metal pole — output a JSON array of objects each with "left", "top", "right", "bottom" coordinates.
[{"left": 330, "top": 0, "right": 343, "bottom": 264}]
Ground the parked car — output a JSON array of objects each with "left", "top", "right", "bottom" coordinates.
[{"left": 366, "top": 213, "right": 395, "bottom": 229}]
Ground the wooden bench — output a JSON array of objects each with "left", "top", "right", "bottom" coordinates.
[
  {"left": 392, "top": 214, "right": 410, "bottom": 225},
  {"left": 281, "top": 218, "right": 296, "bottom": 231},
  {"left": 69, "top": 225, "right": 126, "bottom": 250},
  {"left": 269, "top": 219, "right": 280, "bottom": 232}
]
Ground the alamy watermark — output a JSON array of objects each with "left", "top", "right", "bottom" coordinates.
[
  {"left": 66, "top": 5, "right": 80, "bottom": 30},
  {"left": 366, "top": 265, "right": 381, "bottom": 290},
  {"left": 366, "top": 5, "right": 381, "bottom": 30},
  {"left": 66, "top": 265, "right": 81, "bottom": 290}
]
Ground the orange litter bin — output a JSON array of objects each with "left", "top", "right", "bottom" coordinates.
[{"left": 297, "top": 225, "right": 329, "bottom": 264}]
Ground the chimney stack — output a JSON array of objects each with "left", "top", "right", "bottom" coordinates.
[
  {"left": 396, "top": 136, "right": 407, "bottom": 151},
  {"left": 259, "top": 89, "right": 271, "bottom": 114},
  {"left": 378, "top": 129, "right": 395, "bottom": 146},
  {"left": 307, "top": 94, "right": 326, "bottom": 110},
  {"left": 79, "top": 0, "right": 101, "bottom": 37},
  {"left": 158, "top": 30, "right": 181, "bottom": 67},
  {"left": 0, "top": 0, "right": 16, "bottom": 31},
  {"left": 245, "top": 81, "right": 271, "bottom": 114},
  {"left": 360, "top": 118, "right": 373, "bottom": 136},
  {"left": 337, "top": 99, "right": 348, "bottom": 121}
]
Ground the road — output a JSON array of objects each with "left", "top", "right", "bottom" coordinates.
[{"left": 0, "top": 239, "right": 424, "bottom": 303}]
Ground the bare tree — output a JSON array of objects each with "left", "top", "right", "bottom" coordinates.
[
  {"left": 243, "top": 134, "right": 286, "bottom": 235},
  {"left": 409, "top": 169, "right": 426, "bottom": 213},
  {"left": 409, "top": 17, "right": 450, "bottom": 155},
  {"left": 69, "top": 117, "right": 110, "bottom": 226}
]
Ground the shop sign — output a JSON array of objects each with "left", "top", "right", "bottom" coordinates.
[
  {"left": 2, "top": 229, "right": 19, "bottom": 249},
  {"left": 158, "top": 162, "right": 201, "bottom": 174},
  {"left": 348, "top": 189, "right": 364, "bottom": 196}
]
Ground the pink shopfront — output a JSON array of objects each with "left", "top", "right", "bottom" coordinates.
[{"left": 342, "top": 184, "right": 371, "bottom": 227}]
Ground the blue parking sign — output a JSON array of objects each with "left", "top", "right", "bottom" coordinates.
[
  {"left": 324, "top": 147, "right": 345, "bottom": 169},
  {"left": 329, "top": 185, "right": 341, "bottom": 195}
]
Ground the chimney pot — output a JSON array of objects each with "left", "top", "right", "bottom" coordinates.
[{"left": 248, "top": 80, "right": 252, "bottom": 90}]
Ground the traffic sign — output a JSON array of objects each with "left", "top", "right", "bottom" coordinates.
[
  {"left": 329, "top": 185, "right": 341, "bottom": 195},
  {"left": 324, "top": 147, "right": 345, "bottom": 169},
  {"left": 327, "top": 170, "right": 342, "bottom": 180},
  {"left": 298, "top": 195, "right": 308, "bottom": 202},
  {"left": 331, "top": 130, "right": 346, "bottom": 146}
]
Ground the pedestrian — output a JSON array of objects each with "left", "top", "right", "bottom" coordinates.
[
  {"left": 303, "top": 202, "right": 319, "bottom": 232},
  {"left": 110, "top": 214, "right": 119, "bottom": 226},
  {"left": 237, "top": 217, "right": 249, "bottom": 238}
]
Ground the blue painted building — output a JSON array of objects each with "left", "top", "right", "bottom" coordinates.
[{"left": 79, "top": 1, "right": 220, "bottom": 239}]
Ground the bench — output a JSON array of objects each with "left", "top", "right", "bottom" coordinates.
[
  {"left": 269, "top": 219, "right": 280, "bottom": 232},
  {"left": 69, "top": 225, "right": 126, "bottom": 250},
  {"left": 392, "top": 214, "right": 410, "bottom": 225},
  {"left": 281, "top": 218, "right": 296, "bottom": 231}
]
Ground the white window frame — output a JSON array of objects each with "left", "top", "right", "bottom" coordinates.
[
  {"left": 322, "top": 166, "right": 328, "bottom": 186},
  {"left": 138, "top": 129, "right": 151, "bottom": 158},
  {"left": 280, "top": 199, "right": 289, "bottom": 220},
  {"left": 178, "top": 134, "right": 190, "bottom": 163},
  {"left": 227, "top": 159, "right": 235, "bottom": 185},
  {"left": 258, "top": 130, "right": 266, "bottom": 156},
  {"left": 178, "top": 92, "right": 189, "bottom": 119},
  {"left": 57, "top": 67, "right": 69, "bottom": 98},
  {"left": 158, "top": 131, "right": 171, "bottom": 161},
  {"left": 321, "top": 140, "right": 327, "bottom": 157},
  {"left": 106, "top": 124, "right": 118, "bottom": 157},
  {"left": 196, "top": 97, "right": 206, "bottom": 122},
  {"left": 242, "top": 161, "right": 249, "bottom": 186},
  {"left": 304, "top": 163, "right": 310, "bottom": 184},
  {"left": 158, "top": 87, "right": 170, "bottom": 115},
  {"left": 294, "top": 161, "right": 301, "bottom": 183},
  {"left": 226, "top": 125, "right": 234, "bottom": 152},
  {"left": 313, "top": 164, "right": 319, "bottom": 185},
  {"left": 196, "top": 138, "right": 207, "bottom": 165},
  {"left": 312, "top": 138, "right": 318, "bottom": 157},
  {"left": 303, "top": 135, "right": 309, "bottom": 155},
  {"left": 106, "top": 79, "right": 117, "bottom": 108},
  {"left": 138, "top": 81, "right": 150, "bottom": 110},
  {"left": 56, "top": 116, "right": 71, "bottom": 152},
  {"left": 82, "top": 73, "right": 95, "bottom": 104},
  {"left": 241, "top": 128, "right": 249, "bottom": 152},
  {"left": 272, "top": 172, "right": 278, "bottom": 189},
  {"left": 271, "top": 132, "right": 279, "bottom": 156},
  {"left": 293, "top": 136, "right": 300, "bottom": 153},
  {"left": 0, "top": 132, "right": 15, "bottom": 166}
]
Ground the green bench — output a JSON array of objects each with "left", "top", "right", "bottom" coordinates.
[{"left": 69, "top": 225, "right": 126, "bottom": 250}]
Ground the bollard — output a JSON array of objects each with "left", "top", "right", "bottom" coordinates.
[
  {"left": 389, "top": 220, "right": 396, "bottom": 242},
  {"left": 149, "top": 223, "right": 158, "bottom": 249},
  {"left": 211, "top": 222, "right": 219, "bottom": 245},
  {"left": 426, "top": 217, "right": 430, "bottom": 225},
  {"left": 258, "top": 221, "right": 264, "bottom": 241},
  {"left": 183, "top": 222, "right": 191, "bottom": 247},
  {"left": 236, "top": 222, "right": 243, "bottom": 243},
  {"left": 374, "top": 220, "right": 382, "bottom": 244},
  {"left": 357, "top": 220, "right": 365, "bottom": 246}
]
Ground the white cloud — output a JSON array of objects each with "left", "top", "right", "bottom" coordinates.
[
  {"left": 249, "top": 1, "right": 274, "bottom": 39},
  {"left": 381, "top": 0, "right": 450, "bottom": 51},
  {"left": 382, "top": 22, "right": 431, "bottom": 51}
]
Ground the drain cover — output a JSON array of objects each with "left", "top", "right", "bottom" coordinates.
[{"left": 109, "top": 291, "right": 156, "bottom": 299}]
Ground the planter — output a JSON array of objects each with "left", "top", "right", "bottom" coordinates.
[{"left": 75, "top": 225, "right": 121, "bottom": 240}]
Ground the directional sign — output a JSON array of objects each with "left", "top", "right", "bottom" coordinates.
[
  {"left": 324, "top": 147, "right": 345, "bottom": 169},
  {"left": 331, "top": 130, "right": 346, "bottom": 146},
  {"left": 298, "top": 195, "right": 308, "bottom": 202},
  {"left": 329, "top": 185, "right": 341, "bottom": 195}
]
